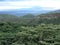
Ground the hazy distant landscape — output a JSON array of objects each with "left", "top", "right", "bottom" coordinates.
[
  {"left": 0, "top": 0, "right": 60, "bottom": 45},
  {"left": 0, "top": 7, "right": 52, "bottom": 16}
]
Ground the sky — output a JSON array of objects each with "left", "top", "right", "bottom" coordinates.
[{"left": 0, "top": 0, "right": 60, "bottom": 11}]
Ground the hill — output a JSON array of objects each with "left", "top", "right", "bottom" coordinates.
[
  {"left": 0, "top": 14, "right": 19, "bottom": 22},
  {"left": 0, "top": 9, "right": 60, "bottom": 26},
  {"left": 19, "top": 10, "right": 60, "bottom": 26}
]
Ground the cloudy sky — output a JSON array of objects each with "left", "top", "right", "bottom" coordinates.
[{"left": 0, "top": 0, "right": 60, "bottom": 11}]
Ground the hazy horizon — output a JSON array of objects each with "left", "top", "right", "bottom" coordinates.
[{"left": 0, "top": 0, "right": 60, "bottom": 11}]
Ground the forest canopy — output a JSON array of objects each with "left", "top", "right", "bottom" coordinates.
[{"left": 0, "top": 12, "right": 60, "bottom": 45}]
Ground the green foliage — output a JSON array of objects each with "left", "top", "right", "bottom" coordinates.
[
  {"left": 0, "top": 22, "right": 60, "bottom": 45},
  {"left": 0, "top": 13, "right": 60, "bottom": 45}
]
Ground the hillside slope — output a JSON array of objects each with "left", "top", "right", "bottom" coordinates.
[{"left": 0, "top": 10, "right": 60, "bottom": 26}]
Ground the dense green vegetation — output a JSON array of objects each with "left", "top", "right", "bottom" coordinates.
[
  {"left": 0, "top": 22, "right": 60, "bottom": 45},
  {"left": 0, "top": 12, "right": 60, "bottom": 45}
]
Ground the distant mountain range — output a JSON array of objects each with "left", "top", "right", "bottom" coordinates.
[
  {"left": 0, "top": 9, "right": 60, "bottom": 25},
  {"left": 0, "top": 7, "right": 53, "bottom": 16}
]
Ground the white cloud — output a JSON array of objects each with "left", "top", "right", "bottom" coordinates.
[{"left": 0, "top": 0, "right": 60, "bottom": 11}]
